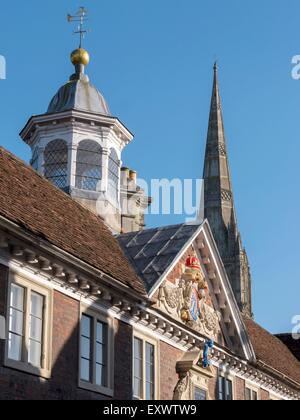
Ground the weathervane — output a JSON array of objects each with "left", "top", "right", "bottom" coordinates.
[{"left": 67, "top": 7, "right": 88, "bottom": 48}]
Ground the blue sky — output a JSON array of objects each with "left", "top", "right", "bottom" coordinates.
[{"left": 0, "top": 0, "right": 299, "bottom": 334}]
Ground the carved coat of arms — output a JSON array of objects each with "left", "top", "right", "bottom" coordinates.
[{"left": 159, "top": 253, "right": 220, "bottom": 339}]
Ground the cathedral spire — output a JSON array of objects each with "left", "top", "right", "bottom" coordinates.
[{"left": 203, "top": 64, "right": 253, "bottom": 317}]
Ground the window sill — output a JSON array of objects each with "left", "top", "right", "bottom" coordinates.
[
  {"left": 4, "top": 358, "right": 51, "bottom": 379},
  {"left": 78, "top": 380, "right": 114, "bottom": 398}
]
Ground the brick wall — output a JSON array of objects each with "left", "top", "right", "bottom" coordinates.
[
  {"left": 114, "top": 320, "right": 133, "bottom": 400},
  {"left": 0, "top": 270, "right": 129, "bottom": 400},
  {"left": 208, "top": 366, "right": 218, "bottom": 400},
  {"left": 159, "top": 341, "right": 184, "bottom": 400},
  {"left": 235, "top": 377, "right": 245, "bottom": 400},
  {"left": 260, "top": 389, "right": 270, "bottom": 400}
]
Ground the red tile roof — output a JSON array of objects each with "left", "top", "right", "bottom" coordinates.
[
  {"left": 244, "top": 316, "right": 300, "bottom": 385},
  {"left": 276, "top": 334, "right": 300, "bottom": 362},
  {"left": 0, "top": 147, "right": 146, "bottom": 295}
]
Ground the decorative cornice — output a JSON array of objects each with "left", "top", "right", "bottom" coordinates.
[{"left": 0, "top": 218, "right": 299, "bottom": 400}]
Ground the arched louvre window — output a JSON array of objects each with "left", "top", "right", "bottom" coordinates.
[
  {"left": 44, "top": 140, "right": 68, "bottom": 189},
  {"left": 108, "top": 148, "right": 119, "bottom": 202},
  {"left": 75, "top": 140, "right": 102, "bottom": 191}
]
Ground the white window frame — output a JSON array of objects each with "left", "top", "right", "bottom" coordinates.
[
  {"left": 218, "top": 371, "right": 235, "bottom": 401},
  {"left": 245, "top": 383, "right": 260, "bottom": 400},
  {"left": 132, "top": 331, "right": 159, "bottom": 400},
  {"left": 78, "top": 305, "right": 114, "bottom": 397},
  {"left": 5, "top": 272, "right": 53, "bottom": 378}
]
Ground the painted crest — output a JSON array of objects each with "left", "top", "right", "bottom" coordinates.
[{"left": 159, "top": 252, "right": 220, "bottom": 339}]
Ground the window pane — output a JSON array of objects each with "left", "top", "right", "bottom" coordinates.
[
  {"left": 96, "top": 343, "right": 105, "bottom": 365},
  {"left": 134, "top": 358, "right": 142, "bottom": 379},
  {"left": 75, "top": 140, "right": 102, "bottom": 191},
  {"left": 29, "top": 316, "right": 42, "bottom": 341},
  {"left": 146, "top": 342, "right": 154, "bottom": 363},
  {"left": 80, "top": 315, "right": 92, "bottom": 383},
  {"left": 28, "top": 340, "right": 42, "bottom": 367},
  {"left": 28, "top": 292, "right": 44, "bottom": 367},
  {"left": 218, "top": 376, "right": 224, "bottom": 400},
  {"left": 146, "top": 363, "right": 154, "bottom": 383},
  {"left": 226, "top": 379, "right": 233, "bottom": 400},
  {"left": 134, "top": 378, "right": 142, "bottom": 399},
  {"left": 9, "top": 308, "right": 24, "bottom": 335},
  {"left": 96, "top": 363, "right": 107, "bottom": 387},
  {"left": 134, "top": 337, "right": 142, "bottom": 359},
  {"left": 253, "top": 391, "right": 258, "bottom": 400},
  {"left": 245, "top": 388, "right": 251, "bottom": 400},
  {"left": 8, "top": 333, "right": 22, "bottom": 361},
  {"left": 81, "top": 336, "right": 91, "bottom": 360},
  {"left": 134, "top": 338, "right": 143, "bottom": 398},
  {"left": 44, "top": 140, "right": 68, "bottom": 189},
  {"left": 96, "top": 322, "right": 107, "bottom": 344},
  {"left": 145, "top": 343, "right": 155, "bottom": 400},
  {"left": 195, "top": 387, "right": 207, "bottom": 401},
  {"left": 8, "top": 285, "right": 25, "bottom": 362},
  {"left": 81, "top": 315, "right": 91, "bottom": 338},
  {"left": 30, "top": 293, "right": 43, "bottom": 318},
  {"left": 146, "top": 382, "right": 155, "bottom": 401},
  {"left": 10, "top": 284, "right": 24, "bottom": 310},
  {"left": 80, "top": 358, "right": 90, "bottom": 382}
]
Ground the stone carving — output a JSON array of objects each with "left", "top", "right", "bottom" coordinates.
[
  {"left": 159, "top": 253, "right": 220, "bottom": 339},
  {"left": 173, "top": 372, "right": 190, "bottom": 400}
]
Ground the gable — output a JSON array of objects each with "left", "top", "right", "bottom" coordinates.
[
  {"left": 155, "top": 243, "right": 225, "bottom": 346},
  {"left": 117, "top": 223, "right": 201, "bottom": 293},
  {"left": 145, "top": 221, "right": 255, "bottom": 360}
]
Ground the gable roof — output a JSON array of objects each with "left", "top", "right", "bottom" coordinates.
[
  {"left": 0, "top": 147, "right": 146, "bottom": 296},
  {"left": 119, "top": 221, "right": 256, "bottom": 361},
  {"left": 117, "top": 223, "right": 201, "bottom": 293},
  {"left": 244, "top": 317, "right": 300, "bottom": 386}
]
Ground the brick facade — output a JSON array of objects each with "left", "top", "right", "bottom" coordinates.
[
  {"left": 114, "top": 321, "right": 133, "bottom": 400},
  {"left": 235, "top": 377, "right": 245, "bottom": 400},
  {"left": 0, "top": 270, "right": 123, "bottom": 400},
  {"left": 208, "top": 366, "right": 218, "bottom": 400},
  {"left": 260, "top": 389, "right": 270, "bottom": 401},
  {"left": 159, "top": 341, "right": 184, "bottom": 400},
  {"left": 0, "top": 265, "right": 295, "bottom": 401}
]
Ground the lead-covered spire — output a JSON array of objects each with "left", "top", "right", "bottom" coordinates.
[{"left": 203, "top": 64, "right": 253, "bottom": 317}]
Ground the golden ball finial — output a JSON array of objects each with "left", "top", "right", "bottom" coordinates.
[{"left": 71, "top": 48, "right": 90, "bottom": 66}]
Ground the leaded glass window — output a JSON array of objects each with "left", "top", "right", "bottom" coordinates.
[
  {"left": 44, "top": 140, "right": 68, "bottom": 189},
  {"left": 108, "top": 148, "right": 119, "bottom": 202},
  {"left": 75, "top": 140, "right": 102, "bottom": 191}
]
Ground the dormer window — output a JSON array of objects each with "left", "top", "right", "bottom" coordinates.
[
  {"left": 44, "top": 140, "right": 68, "bottom": 189},
  {"left": 75, "top": 140, "right": 102, "bottom": 192}
]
